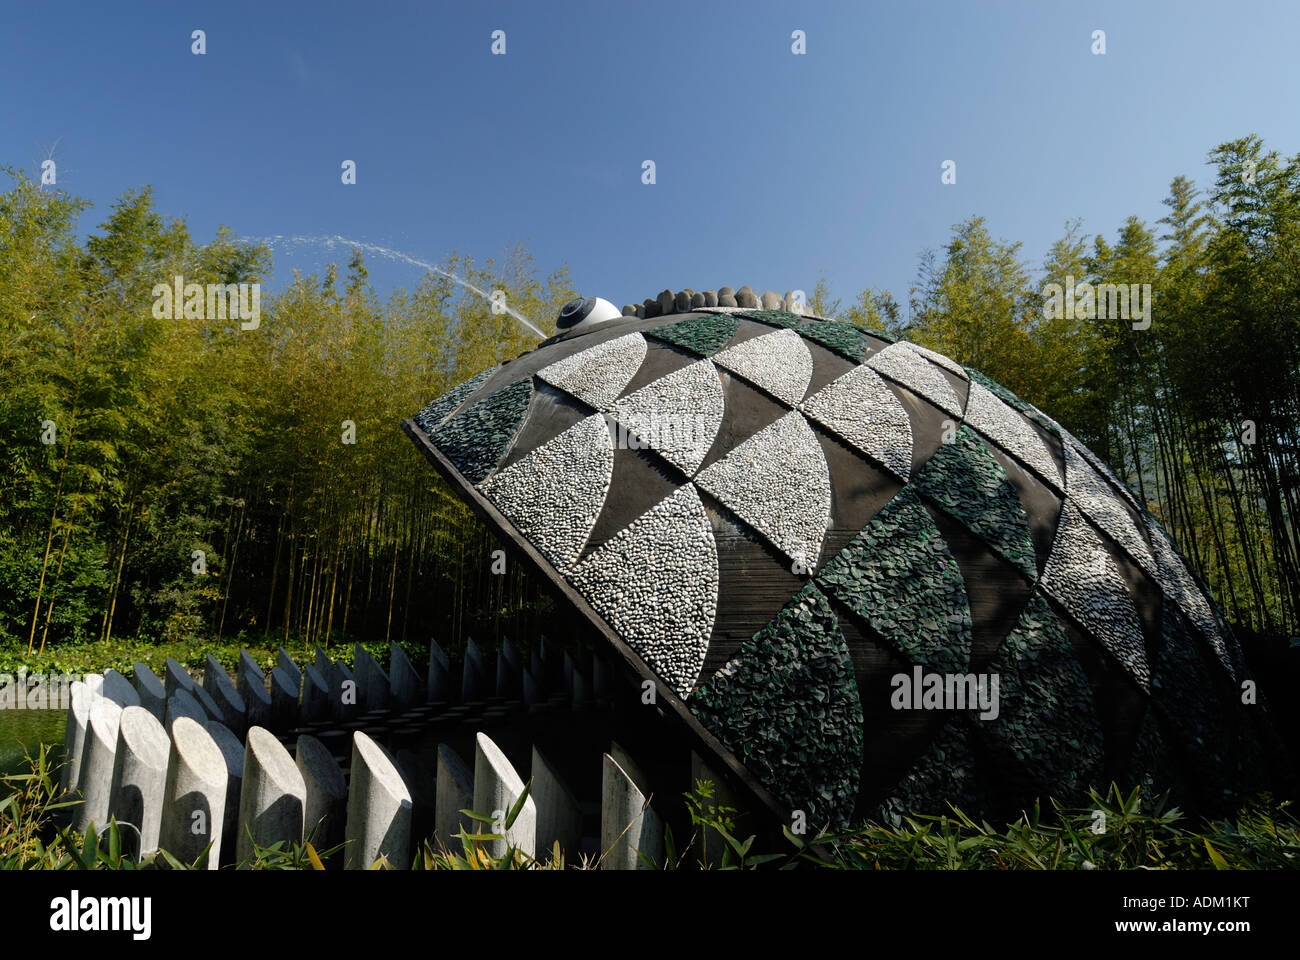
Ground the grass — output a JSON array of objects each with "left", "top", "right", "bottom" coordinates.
[
  {"left": 4, "top": 741, "right": 1297, "bottom": 869},
  {"left": 0, "top": 633, "right": 407, "bottom": 682},
  {"left": 821, "top": 785, "right": 1300, "bottom": 870}
]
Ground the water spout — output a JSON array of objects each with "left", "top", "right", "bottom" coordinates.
[{"left": 252, "top": 234, "right": 548, "bottom": 339}]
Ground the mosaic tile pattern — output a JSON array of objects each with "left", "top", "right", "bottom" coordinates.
[
  {"left": 537, "top": 333, "right": 647, "bottom": 410},
  {"left": 967, "top": 367, "right": 1060, "bottom": 435},
  {"left": 911, "top": 426, "right": 1037, "bottom": 580},
  {"left": 962, "top": 380, "right": 1063, "bottom": 491},
  {"left": 876, "top": 718, "right": 986, "bottom": 827},
  {"left": 478, "top": 414, "right": 614, "bottom": 572},
  {"left": 906, "top": 341, "right": 968, "bottom": 378},
  {"left": 694, "top": 411, "right": 832, "bottom": 567},
  {"left": 1147, "top": 521, "right": 1234, "bottom": 677},
  {"left": 645, "top": 313, "right": 740, "bottom": 356},
  {"left": 1062, "top": 442, "right": 1157, "bottom": 578},
  {"left": 796, "top": 319, "right": 876, "bottom": 362},
  {"left": 689, "top": 584, "right": 863, "bottom": 832},
  {"left": 800, "top": 364, "right": 913, "bottom": 479},
  {"left": 411, "top": 311, "right": 1275, "bottom": 824},
  {"left": 867, "top": 342, "right": 963, "bottom": 416},
  {"left": 611, "top": 359, "right": 724, "bottom": 475},
  {"left": 414, "top": 365, "right": 500, "bottom": 433},
  {"left": 1148, "top": 601, "right": 1235, "bottom": 803},
  {"left": 1050, "top": 418, "right": 1142, "bottom": 512},
  {"left": 568, "top": 485, "right": 717, "bottom": 699},
  {"left": 1039, "top": 503, "right": 1150, "bottom": 690},
  {"left": 734, "top": 309, "right": 804, "bottom": 329},
  {"left": 983, "top": 593, "right": 1105, "bottom": 802},
  {"left": 817, "top": 489, "right": 973, "bottom": 675},
  {"left": 965, "top": 367, "right": 1032, "bottom": 417},
  {"left": 712, "top": 328, "right": 813, "bottom": 406},
  {"left": 430, "top": 377, "right": 532, "bottom": 484}
]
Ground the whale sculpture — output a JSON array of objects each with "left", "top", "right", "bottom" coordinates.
[{"left": 404, "top": 290, "right": 1284, "bottom": 831}]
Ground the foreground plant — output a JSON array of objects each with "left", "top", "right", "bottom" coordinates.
[{"left": 5, "top": 748, "right": 1296, "bottom": 870}]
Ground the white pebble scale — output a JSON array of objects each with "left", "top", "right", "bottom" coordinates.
[{"left": 568, "top": 485, "right": 718, "bottom": 699}]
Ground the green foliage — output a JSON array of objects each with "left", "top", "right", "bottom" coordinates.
[
  {"left": 827, "top": 785, "right": 1300, "bottom": 870},
  {"left": 0, "top": 743, "right": 339, "bottom": 870},
  {"left": 875, "top": 138, "right": 1300, "bottom": 632},
  {"left": 676, "top": 779, "right": 801, "bottom": 870},
  {"left": 904, "top": 216, "right": 1038, "bottom": 388},
  {"left": 0, "top": 168, "right": 573, "bottom": 660},
  {"left": 236, "top": 827, "right": 345, "bottom": 871},
  {"left": 412, "top": 778, "right": 567, "bottom": 870},
  {"left": 3, "top": 748, "right": 1293, "bottom": 869}
]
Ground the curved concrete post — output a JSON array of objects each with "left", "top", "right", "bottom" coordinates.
[
  {"left": 75, "top": 696, "right": 124, "bottom": 834},
  {"left": 352, "top": 644, "right": 374, "bottom": 712},
  {"left": 203, "top": 720, "right": 244, "bottom": 867},
  {"left": 462, "top": 638, "right": 489, "bottom": 702},
  {"left": 238, "top": 655, "right": 271, "bottom": 730},
  {"left": 269, "top": 665, "right": 299, "bottom": 730},
  {"left": 236, "top": 726, "right": 306, "bottom": 864},
  {"left": 600, "top": 750, "right": 664, "bottom": 870},
  {"left": 163, "top": 658, "right": 195, "bottom": 699},
  {"left": 190, "top": 681, "right": 223, "bottom": 723},
  {"left": 295, "top": 734, "right": 347, "bottom": 857},
  {"left": 496, "top": 637, "right": 522, "bottom": 699},
  {"left": 301, "top": 664, "right": 331, "bottom": 723},
  {"left": 389, "top": 642, "right": 419, "bottom": 710},
  {"left": 60, "top": 680, "right": 96, "bottom": 795},
  {"left": 108, "top": 705, "right": 170, "bottom": 858},
  {"left": 132, "top": 662, "right": 166, "bottom": 722},
  {"left": 165, "top": 690, "right": 208, "bottom": 730},
  {"left": 237, "top": 649, "right": 263, "bottom": 685},
  {"left": 203, "top": 654, "right": 245, "bottom": 735},
  {"left": 472, "top": 732, "right": 535, "bottom": 859},
  {"left": 434, "top": 743, "right": 474, "bottom": 851},
  {"left": 427, "top": 639, "right": 452, "bottom": 702},
  {"left": 332, "top": 661, "right": 358, "bottom": 720},
  {"left": 531, "top": 745, "right": 581, "bottom": 861},
  {"left": 366, "top": 660, "right": 391, "bottom": 712},
  {"left": 101, "top": 668, "right": 140, "bottom": 708},
  {"left": 158, "top": 717, "right": 227, "bottom": 869},
  {"left": 344, "top": 731, "right": 412, "bottom": 870},
  {"left": 276, "top": 647, "right": 302, "bottom": 691}
]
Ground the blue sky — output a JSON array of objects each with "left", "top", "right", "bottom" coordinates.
[{"left": 3, "top": 0, "right": 1298, "bottom": 327}]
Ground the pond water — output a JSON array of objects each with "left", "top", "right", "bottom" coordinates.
[{"left": 0, "top": 710, "right": 66, "bottom": 776}]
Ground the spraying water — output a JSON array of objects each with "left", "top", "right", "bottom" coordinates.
[{"left": 251, "top": 233, "right": 549, "bottom": 339}]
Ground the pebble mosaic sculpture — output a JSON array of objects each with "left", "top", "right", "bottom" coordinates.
[{"left": 405, "top": 296, "right": 1282, "bottom": 831}]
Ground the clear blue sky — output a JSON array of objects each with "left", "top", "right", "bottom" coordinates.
[{"left": 3, "top": 0, "right": 1298, "bottom": 325}]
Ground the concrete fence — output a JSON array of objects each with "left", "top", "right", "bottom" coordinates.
[{"left": 57, "top": 640, "right": 680, "bottom": 870}]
